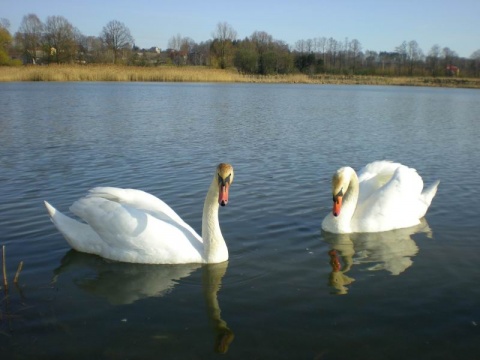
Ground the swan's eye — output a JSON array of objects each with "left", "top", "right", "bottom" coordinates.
[
  {"left": 218, "top": 173, "right": 232, "bottom": 186},
  {"left": 333, "top": 188, "right": 343, "bottom": 203}
]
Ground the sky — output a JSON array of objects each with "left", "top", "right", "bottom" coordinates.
[{"left": 2, "top": 0, "right": 479, "bottom": 58}]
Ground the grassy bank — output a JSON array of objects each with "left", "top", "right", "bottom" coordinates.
[{"left": 1, "top": 64, "right": 479, "bottom": 88}]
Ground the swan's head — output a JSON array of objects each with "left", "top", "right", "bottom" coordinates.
[
  {"left": 331, "top": 167, "right": 353, "bottom": 217},
  {"left": 216, "top": 163, "right": 234, "bottom": 207}
]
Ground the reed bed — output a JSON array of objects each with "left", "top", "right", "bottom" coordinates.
[
  {"left": 0, "top": 65, "right": 246, "bottom": 83},
  {"left": 1, "top": 64, "right": 479, "bottom": 88}
]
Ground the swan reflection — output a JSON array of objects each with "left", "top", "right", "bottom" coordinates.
[
  {"left": 323, "top": 219, "right": 432, "bottom": 295},
  {"left": 53, "top": 251, "right": 234, "bottom": 353}
]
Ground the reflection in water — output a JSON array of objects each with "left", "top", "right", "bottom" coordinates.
[
  {"left": 202, "top": 263, "right": 235, "bottom": 353},
  {"left": 328, "top": 248, "right": 355, "bottom": 295},
  {"left": 323, "top": 219, "right": 432, "bottom": 295},
  {"left": 53, "top": 251, "right": 200, "bottom": 305},
  {"left": 53, "top": 251, "right": 234, "bottom": 353}
]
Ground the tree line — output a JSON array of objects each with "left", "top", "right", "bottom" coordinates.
[{"left": 1, "top": 15, "right": 480, "bottom": 78}]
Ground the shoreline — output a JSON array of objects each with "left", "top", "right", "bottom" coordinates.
[{"left": 1, "top": 65, "right": 479, "bottom": 89}]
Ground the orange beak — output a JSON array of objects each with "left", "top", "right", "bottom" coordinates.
[
  {"left": 218, "top": 183, "right": 229, "bottom": 206},
  {"left": 332, "top": 196, "right": 343, "bottom": 217},
  {"left": 329, "top": 249, "right": 342, "bottom": 272}
]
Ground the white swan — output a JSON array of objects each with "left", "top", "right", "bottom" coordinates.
[
  {"left": 44, "top": 163, "right": 234, "bottom": 264},
  {"left": 321, "top": 161, "right": 439, "bottom": 234}
]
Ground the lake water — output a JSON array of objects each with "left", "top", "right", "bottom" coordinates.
[{"left": 1, "top": 82, "right": 479, "bottom": 359}]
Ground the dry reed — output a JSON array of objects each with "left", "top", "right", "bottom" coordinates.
[
  {"left": 1, "top": 246, "right": 6, "bottom": 289},
  {"left": 1, "top": 246, "right": 23, "bottom": 291},
  {"left": 1, "top": 64, "right": 479, "bottom": 88}
]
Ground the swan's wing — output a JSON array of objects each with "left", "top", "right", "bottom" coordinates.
[
  {"left": 357, "top": 161, "right": 402, "bottom": 203},
  {"left": 354, "top": 165, "right": 424, "bottom": 231},
  {"left": 87, "top": 187, "right": 201, "bottom": 241},
  {"left": 88, "top": 187, "right": 184, "bottom": 223},
  {"left": 70, "top": 196, "right": 204, "bottom": 264}
]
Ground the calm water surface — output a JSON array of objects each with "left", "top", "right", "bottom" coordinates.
[{"left": 1, "top": 82, "right": 479, "bottom": 359}]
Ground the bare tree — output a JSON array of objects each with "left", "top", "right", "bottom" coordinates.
[
  {"left": 314, "top": 37, "right": 327, "bottom": 66},
  {"left": 407, "top": 40, "right": 423, "bottom": 75},
  {"left": 364, "top": 50, "right": 378, "bottom": 73},
  {"left": 168, "top": 33, "right": 183, "bottom": 51},
  {"left": 192, "top": 40, "right": 211, "bottom": 66},
  {"left": 326, "top": 37, "right": 338, "bottom": 70},
  {"left": 442, "top": 47, "right": 458, "bottom": 65},
  {"left": 350, "top": 39, "right": 362, "bottom": 73},
  {"left": 211, "top": 22, "right": 237, "bottom": 68},
  {"left": 85, "top": 36, "right": 105, "bottom": 63},
  {"left": 44, "top": 16, "right": 77, "bottom": 63},
  {"left": 470, "top": 49, "right": 480, "bottom": 77},
  {"left": 249, "top": 31, "right": 291, "bottom": 75},
  {"left": 471, "top": 49, "right": 480, "bottom": 59},
  {"left": 294, "top": 39, "right": 307, "bottom": 53},
  {"left": 15, "top": 14, "right": 43, "bottom": 64},
  {"left": 101, "top": 20, "right": 134, "bottom": 64},
  {"left": 305, "top": 38, "right": 314, "bottom": 53},
  {"left": 167, "top": 33, "right": 195, "bottom": 65},
  {"left": 427, "top": 44, "right": 441, "bottom": 76},
  {"left": 0, "top": 18, "right": 10, "bottom": 30},
  {"left": 250, "top": 30, "right": 273, "bottom": 54},
  {"left": 212, "top": 22, "right": 237, "bottom": 44},
  {"left": 168, "top": 34, "right": 194, "bottom": 52},
  {"left": 395, "top": 41, "right": 408, "bottom": 74}
]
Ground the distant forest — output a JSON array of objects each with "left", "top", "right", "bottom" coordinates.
[{"left": 1, "top": 15, "right": 480, "bottom": 77}]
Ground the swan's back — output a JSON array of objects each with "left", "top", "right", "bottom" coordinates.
[
  {"left": 45, "top": 188, "right": 205, "bottom": 264},
  {"left": 357, "top": 161, "right": 404, "bottom": 203},
  {"left": 354, "top": 162, "right": 438, "bottom": 232}
]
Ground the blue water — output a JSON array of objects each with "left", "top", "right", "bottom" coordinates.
[{"left": 1, "top": 82, "right": 479, "bottom": 359}]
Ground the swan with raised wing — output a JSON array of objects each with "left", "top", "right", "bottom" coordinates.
[
  {"left": 44, "top": 163, "right": 234, "bottom": 264},
  {"left": 322, "top": 161, "right": 439, "bottom": 234}
]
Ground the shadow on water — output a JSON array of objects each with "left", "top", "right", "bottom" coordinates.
[
  {"left": 322, "top": 218, "right": 433, "bottom": 295},
  {"left": 53, "top": 251, "right": 234, "bottom": 354}
]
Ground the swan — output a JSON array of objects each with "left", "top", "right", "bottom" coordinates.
[
  {"left": 44, "top": 163, "right": 234, "bottom": 264},
  {"left": 321, "top": 161, "right": 439, "bottom": 234}
]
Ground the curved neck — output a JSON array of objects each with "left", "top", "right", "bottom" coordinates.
[
  {"left": 202, "top": 177, "right": 228, "bottom": 263},
  {"left": 323, "top": 168, "right": 359, "bottom": 234},
  {"left": 341, "top": 170, "right": 360, "bottom": 224}
]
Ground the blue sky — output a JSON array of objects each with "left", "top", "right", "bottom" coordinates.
[{"left": 2, "top": 0, "right": 479, "bottom": 57}]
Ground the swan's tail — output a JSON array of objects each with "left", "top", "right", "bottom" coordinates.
[
  {"left": 44, "top": 201, "right": 98, "bottom": 253},
  {"left": 417, "top": 180, "right": 440, "bottom": 219},
  {"left": 45, "top": 201, "right": 77, "bottom": 228},
  {"left": 422, "top": 180, "right": 440, "bottom": 206}
]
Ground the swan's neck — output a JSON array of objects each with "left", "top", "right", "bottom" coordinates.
[
  {"left": 202, "top": 178, "right": 228, "bottom": 263},
  {"left": 323, "top": 169, "right": 359, "bottom": 234},
  {"left": 341, "top": 171, "right": 360, "bottom": 225}
]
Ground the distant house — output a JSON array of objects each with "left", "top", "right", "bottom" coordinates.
[{"left": 445, "top": 65, "right": 460, "bottom": 76}]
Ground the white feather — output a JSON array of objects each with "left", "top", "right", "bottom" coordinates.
[
  {"left": 322, "top": 161, "right": 439, "bottom": 234},
  {"left": 45, "top": 164, "right": 233, "bottom": 264}
]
